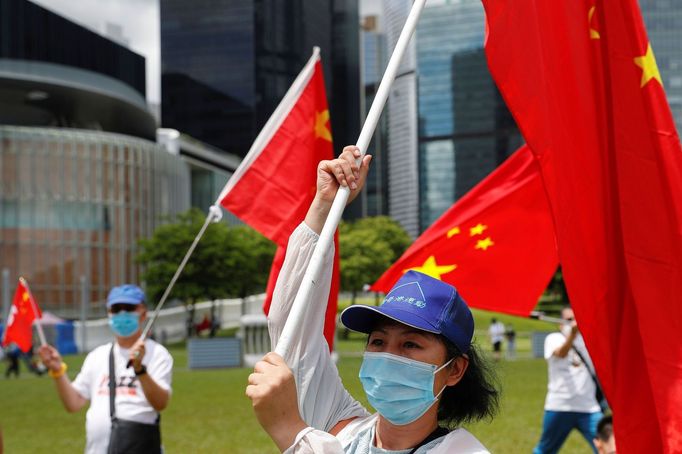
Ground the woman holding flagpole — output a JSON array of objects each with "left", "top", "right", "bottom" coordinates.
[{"left": 246, "top": 147, "right": 499, "bottom": 453}]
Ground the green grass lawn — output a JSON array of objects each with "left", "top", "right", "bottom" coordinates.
[{"left": 1, "top": 336, "right": 592, "bottom": 453}]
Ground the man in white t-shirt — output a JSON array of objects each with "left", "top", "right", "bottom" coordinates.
[
  {"left": 488, "top": 318, "right": 505, "bottom": 361},
  {"left": 39, "top": 285, "right": 173, "bottom": 454},
  {"left": 533, "top": 307, "right": 602, "bottom": 454}
]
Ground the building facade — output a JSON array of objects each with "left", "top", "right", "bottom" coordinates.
[
  {"left": 416, "top": 1, "right": 522, "bottom": 230},
  {"left": 0, "top": 127, "right": 189, "bottom": 316},
  {"left": 160, "top": 0, "right": 360, "bottom": 161},
  {"left": 360, "top": 13, "right": 389, "bottom": 218},
  {"left": 0, "top": 0, "right": 196, "bottom": 317}
]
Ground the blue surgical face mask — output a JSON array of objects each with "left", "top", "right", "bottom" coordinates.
[
  {"left": 359, "top": 351, "right": 453, "bottom": 426},
  {"left": 108, "top": 312, "right": 140, "bottom": 338}
]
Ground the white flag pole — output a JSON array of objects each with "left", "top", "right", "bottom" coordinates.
[
  {"left": 275, "top": 0, "right": 427, "bottom": 358},
  {"left": 126, "top": 205, "right": 222, "bottom": 367},
  {"left": 530, "top": 311, "right": 566, "bottom": 325},
  {"left": 21, "top": 277, "right": 47, "bottom": 347},
  {"left": 139, "top": 205, "right": 223, "bottom": 340}
]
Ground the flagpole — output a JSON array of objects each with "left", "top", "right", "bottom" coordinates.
[
  {"left": 126, "top": 205, "right": 222, "bottom": 368},
  {"left": 21, "top": 277, "right": 47, "bottom": 347},
  {"left": 274, "top": 0, "right": 428, "bottom": 358},
  {"left": 530, "top": 311, "right": 566, "bottom": 325}
]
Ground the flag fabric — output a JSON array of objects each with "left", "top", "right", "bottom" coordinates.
[
  {"left": 371, "top": 145, "right": 558, "bottom": 316},
  {"left": 219, "top": 48, "right": 340, "bottom": 350},
  {"left": 2, "top": 278, "right": 41, "bottom": 353},
  {"left": 483, "top": 1, "right": 682, "bottom": 451}
]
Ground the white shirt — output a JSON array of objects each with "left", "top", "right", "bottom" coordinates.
[
  {"left": 274, "top": 223, "right": 489, "bottom": 453},
  {"left": 543, "top": 332, "right": 600, "bottom": 413},
  {"left": 340, "top": 414, "right": 488, "bottom": 453},
  {"left": 488, "top": 322, "right": 505, "bottom": 344},
  {"left": 71, "top": 339, "right": 173, "bottom": 454}
]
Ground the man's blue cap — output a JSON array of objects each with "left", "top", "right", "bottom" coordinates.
[
  {"left": 106, "top": 285, "right": 145, "bottom": 307},
  {"left": 340, "top": 271, "right": 474, "bottom": 353}
]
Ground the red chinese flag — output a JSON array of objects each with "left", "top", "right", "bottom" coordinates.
[
  {"left": 2, "top": 278, "right": 41, "bottom": 353},
  {"left": 219, "top": 48, "right": 339, "bottom": 350},
  {"left": 483, "top": 1, "right": 682, "bottom": 451},
  {"left": 371, "top": 145, "right": 558, "bottom": 316}
]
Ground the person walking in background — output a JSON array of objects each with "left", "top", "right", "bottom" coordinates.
[
  {"left": 4, "top": 344, "right": 20, "bottom": 378},
  {"left": 488, "top": 318, "right": 505, "bottom": 361},
  {"left": 533, "top": 306, "right": 603, "bottom": 454},
  {"left": 504, "top": 324, "right": 516, "bottom": 360},
  {"left": 38, "top": 285, "right": 173, "bottom": 454}
]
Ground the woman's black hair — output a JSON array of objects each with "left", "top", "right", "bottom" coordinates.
[{"left": 437, "top": 337, "right": 499, "bottom": 428}]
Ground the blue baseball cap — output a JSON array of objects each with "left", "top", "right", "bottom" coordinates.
[
  {"left": 340, "top": 271, "right": 474, "bottom": 353},
  {"left": 106, "top": 285, "right": 145, "bottom": 307}
]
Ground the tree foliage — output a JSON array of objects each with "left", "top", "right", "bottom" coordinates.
[
  {"left": 136, "top": 209, "right": 276, "bottom": 305},
  {"left": 339, "top": 216, "right": 412, "bottom": 299}
]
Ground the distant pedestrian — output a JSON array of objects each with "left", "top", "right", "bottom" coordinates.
[
  {"left": 504, "top": 324, "right": 516, "bottom": 360},
  {"left": 488, "top": 318, "right": 505, "bottom": 361},
  {"left": 4, "top": 344, "right": 20, "bottom": 378}
]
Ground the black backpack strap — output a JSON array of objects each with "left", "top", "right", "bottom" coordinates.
[
  {"left": 571, "top": 346, "right": 600, "bottom": 390},
  {"left": 109, "top": 343, "right": 116, "bottom": 421},
  {"left": 409, "top": 426, "right": 449, "bottom": 454}
]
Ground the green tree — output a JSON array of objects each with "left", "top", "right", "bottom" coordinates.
[
  {"left": 351, "top": 216, "right": 412, "bottom": 260},
  {"left": 339, "top": 216, "right": 412, "bottom": 304},
  {"left": 537, "top": 267, "right": 569, "bottom": 316},
  {"left": 223, "top": 225, "right": 278, "bottom": 298},
  {"left": 137, "top": 208, "right": 276, "bottom": 304}
]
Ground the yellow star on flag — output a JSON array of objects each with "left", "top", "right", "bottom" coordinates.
[
  {"left": 405, "top": 256, "right": 457, "bottom": 280},
  {"left": 470, "top": 223, "right": 488, "bottom": 236},
  {"left": 447, "top": 226, "right": 461, "bottom": 238},
  {"left": 475, "top": 237, "right": 495, "bottom": 251},
  {"left": 314, "top": 110, "right": 332, "bottom": 142},
  {"left": 634, "top": 43, "right": 662, "bottom": 88},
  {"left": 19, "top": 293, "right": 30, "bottom": 314},
  {"left": 588, "top": 6, "right": 600, "bottom": 40}
]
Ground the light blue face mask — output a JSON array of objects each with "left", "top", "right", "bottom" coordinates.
[
  {"left": 359, "top": 351, "right": 453, "bottom": 426},
  {"left": 108, "top": 312, "right": 140, "bottom": 338}
]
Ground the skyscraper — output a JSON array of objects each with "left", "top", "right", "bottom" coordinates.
[
  {"left": 161, "top": 0, "right": 359, "bottom": 160},
  {"left": 417, "top": 0, "right": 522, "bottom": 230},
  {"left": 364, "top": 0, "right": 520, "bottom": 236}
]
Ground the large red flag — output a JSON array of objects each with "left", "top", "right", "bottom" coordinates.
[
  {"left": 371, "top": 145, "right": 558, "bottom": 316},
  {"left": 219, "top": 48, "right": 339, "bottom": 350},
  {"left": 483, "top": 1, "right": 682, "bottom": 451},
  {"left": 2, "top": 278, "right": 42, "bottom": 353}
]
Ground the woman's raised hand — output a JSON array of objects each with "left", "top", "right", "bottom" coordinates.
[{"left": 316, "top": 146, "right": 372, "bottom": 205}]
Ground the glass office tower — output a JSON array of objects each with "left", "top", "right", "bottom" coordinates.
[
  {"left": 161, "top": 0, "right": 359, "bottom": 160},
  {"left": 416, "top": 0, "right": 521, "bottom": 229}
]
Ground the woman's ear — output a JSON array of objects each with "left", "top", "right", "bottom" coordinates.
[{"left": 445, "top": 356, "right": 469, "bottom": 387}]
